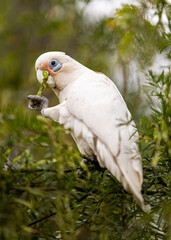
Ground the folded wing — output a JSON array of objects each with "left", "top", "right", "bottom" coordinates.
[{"left": 60, "top": 72, "right": 144, "bottom": 209}]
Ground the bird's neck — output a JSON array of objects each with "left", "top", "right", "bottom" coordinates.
[{"left": 54, "top": 62, "right": 89, "bottom": 92}]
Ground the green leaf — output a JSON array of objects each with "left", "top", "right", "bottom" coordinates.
[{"left": 14, "top": 198, "right": 33, "bottom": 210}]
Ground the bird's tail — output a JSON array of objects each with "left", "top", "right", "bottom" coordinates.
[{"left": 96, "top": 138, "right": 145, "bottom": 210}]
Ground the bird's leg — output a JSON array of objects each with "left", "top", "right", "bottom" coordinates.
[
  {"left": 28, "top": 95, "right": 67, "bottom": 122},
  {"left": 28, "top": 95, "right": 49, "bottom": 111},
  {"left": 41, "top": 105, "right": 61, "bottom": 120}
]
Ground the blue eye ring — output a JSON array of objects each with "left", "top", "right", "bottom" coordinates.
[
  {"left": 49, "top": 59, "right": 62, "bottom": 72},
  {"left": 50, "top": 59, "right": 57, "bottom": 67}
]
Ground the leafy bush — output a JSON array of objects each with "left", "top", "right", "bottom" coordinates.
[
  {"left": 0, "top": 0, "right": 171, "bottom": 239},
  {"left": 0, "top": 69, "right": 170, "bottom": 239}
]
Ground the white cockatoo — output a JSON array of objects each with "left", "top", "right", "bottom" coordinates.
[{"left": 28, "top": 51, "right": 145, "bottom": 210}]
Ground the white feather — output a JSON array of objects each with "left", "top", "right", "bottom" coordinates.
[
  {"left": 73, "top": 119, "right": 82, "bottom": 138},
  {"left": 36, "top": 52, "right": 145, "bottom": 210}
]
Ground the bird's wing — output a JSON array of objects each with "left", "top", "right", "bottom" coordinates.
[{"left": 61, "top": 72, "right": 144, "bottom": 208}]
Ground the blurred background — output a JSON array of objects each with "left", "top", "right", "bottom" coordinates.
[
  {"left": 0, "top": 0, "right": 171, "bottom": 239},
  {"left": 1, "top": 0, "right": 170, "bottom": 117}
]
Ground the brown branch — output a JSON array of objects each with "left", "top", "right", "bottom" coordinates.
[
  {"left": 14, "top": 168, "right": 79, "bottom": 174},
  {"left": 28, "top": 212, "right": 56, "bottom": 227}
]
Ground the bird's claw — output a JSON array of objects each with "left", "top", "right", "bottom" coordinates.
[{"left": 28, "top": 95, "right": 49, "bottom": 111}]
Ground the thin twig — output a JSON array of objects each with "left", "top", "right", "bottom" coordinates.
[
  {"left": 28, "top": 212, "right": 56, "bottom": 227},
  {"left": 75, "top": 198, "right": 104, "bottom": 231},
  {"left": 13, "top": 168, "right": 79, "bottom": 174}
]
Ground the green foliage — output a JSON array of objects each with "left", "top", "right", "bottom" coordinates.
[
  {"left": 139, "top": 70, "right": 171, "bottom": 239},
  {"left": 0, "top": 73, "right": 170, "bottom": 239},
  {"left": 0, "top": 106, "right": 80, "bottom": 239},
  {"left": 110, "top": 4, "right": 161, "bottom": 67},
  {"left": 0, "top": 0, "right": 171, "bottom": 239},
  {"left": 0, "top": 107, "right": 125, "bottom": 239},
  {"left": 144, "top": 70, "right": 171, "bottom": 164}
]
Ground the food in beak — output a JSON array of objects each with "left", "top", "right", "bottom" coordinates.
[{"left": 37, "top": 70, "right": 49, "bottom": 96}]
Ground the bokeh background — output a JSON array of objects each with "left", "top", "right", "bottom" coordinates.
[
  {"left": 1, "top": 0, "right": 169, "bottom": 113},
  {"left": 0, "top": 0, "right": 171, "bottom": 239}
]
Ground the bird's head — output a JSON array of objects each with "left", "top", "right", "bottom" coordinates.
[{"left": 35, "top": 51, "right": 86, "bottom": 92}]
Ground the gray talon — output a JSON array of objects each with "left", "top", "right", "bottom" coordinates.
[{"left": 28, "top": 95, "right": 49, "bottom": 111}]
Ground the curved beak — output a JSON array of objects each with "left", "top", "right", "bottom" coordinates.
[{"left": 36, "top": 66, "right": 56, "bottom": 88}]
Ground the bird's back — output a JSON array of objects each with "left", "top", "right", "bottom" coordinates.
[{"left": 58, "top": 71, "right": 144, "bottom": 209}]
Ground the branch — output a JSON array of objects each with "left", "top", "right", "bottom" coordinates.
[
  {"left": 14, "top": 168, "right": 79, "bottom": 174},
  {"left": 28, "top": 212, "right": 56, "bottom": 227},
  {"left": 75, "top": 198, "right": 104, "bottom": 231}
]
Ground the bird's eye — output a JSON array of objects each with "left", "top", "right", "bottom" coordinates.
[
  {"left": 49, "top": 59, "right": 62, "bottom": 72},
  {"left": 49, "top": 59, "right": 58, "bottom": 67}
]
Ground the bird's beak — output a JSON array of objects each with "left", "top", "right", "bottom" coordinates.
[{"left": 36, "top": 63, "right": 56, "bottom": 88}]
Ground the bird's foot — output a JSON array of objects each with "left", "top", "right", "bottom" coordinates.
[{"left": 28, "top": 95, "right": 49, "bottom": 111}]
